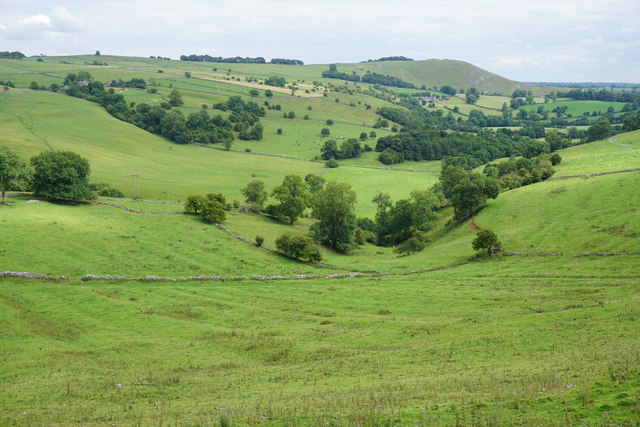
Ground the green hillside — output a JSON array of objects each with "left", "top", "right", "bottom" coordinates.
[{"left": 340, "top": 59, "right": 541, "bottom": 94}]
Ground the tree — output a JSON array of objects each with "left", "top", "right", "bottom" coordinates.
[
  {"left": 30, "top": 151, "right": 93, "bottom": 201},
  {"left": 321, "top": 127, "right": 330, "bottom": 137},
  {"left": 472, "top": 229, "right": 502, "bottom": 256},
  {"left": 320, "top": 139, "right": 338, "bottom": 160},
  {"left": 249, "top": 89, "right": 259, "bottom": 97},
  {"left": 185, "top": 194, "right": 208, "bottom": 214},
  {"left": 201, "top": 200, "right": 226, "bottom": 223},
  {"left": 168, "top": 89, "right": 184, "bottom": 106},
  {"left": 184, "top": 71, "right": 192, "bottom": 78},
  {"left": 586, "top": 119, "right": 612, "bottom": 142},
  {"left": 241, "top": 180, "right": 268, "bottom": 211},
  {"left": 95, "top": 50, "right": 101, "bottom": 56},
  {"left": 305, "top": 173, "right": 326, "bottom": 193},
  {"left": 264, "top": 89, "right": 273, "bottom": 98},
  {"left": 441, "top": 166, "right": 498, "bottom": 220},
  {"left": 270, "top": 175, "right": 310, "bottom": 224},
  {"left": 0, "top": 147, "right": 30, "bottom": 204},
  {"left": 311, "top": 181, "right": 357, "bottom": 251}
]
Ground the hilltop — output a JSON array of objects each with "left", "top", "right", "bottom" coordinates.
[{"left": 335, "top": 58, "right": 541, "bottom": 94}]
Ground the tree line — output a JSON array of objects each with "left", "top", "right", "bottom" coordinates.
[{"left": 180, "top": 55, "right": 303, "bottom": 65}]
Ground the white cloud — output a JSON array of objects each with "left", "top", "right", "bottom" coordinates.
[
  {"left": 17, "top": 14, "right": 52, "bottom": 29},
  {"left": 0, "top": 24, "right": 7, "bottom": 31}
]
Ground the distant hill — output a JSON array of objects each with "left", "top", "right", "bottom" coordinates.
[{"left": 337, "top": 59, "right": 539, "bottom": 95}]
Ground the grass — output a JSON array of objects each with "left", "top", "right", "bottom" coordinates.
[
  {"left": 1, "top": 256, "right": 638, "bottom": 425},
  {"left": 475, "top": 171, "right": 640, "bottom": 254},
  {"left": 0, "top": 197, "right": 328, "bottom": 279},
  {"left": 554, "top": 131, "right": 640, "bottom": 175},
  {"left": 520, "top": 100, "right": 627, "bottom": 116}
]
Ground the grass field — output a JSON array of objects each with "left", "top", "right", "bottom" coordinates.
[
  {"left": 520, "top": 100, "right": 626, "bottom": 116},
  {"left": 554, "top": 131, "right": 640, "bottom": 175},
  {"left": 1, "top": 255, "right": 638, "bottom": 425}
]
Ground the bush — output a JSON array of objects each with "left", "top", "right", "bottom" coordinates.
[
  {"left": 394, "top": 236, "right": 425, "bottom": 256},
  {"left": 255, "top": 235, "right": 265, "bottom": 246},
  {"left": 275, "top": 234, "right": 321, "bottom": 262},
  {"left": 201, "top": 200, "right": 226, "bottom": 223},
  {"left": 325, "top": 159, "right": 339, "bottom": 168}
]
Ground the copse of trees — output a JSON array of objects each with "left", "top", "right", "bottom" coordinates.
[
  {"left": 185, "top": 193, "right": 226, "bottom": 223},
  {"left": 320, "top": 138, "right": 362, "bottom": 160},
  {"left": 483, "top": 153, "right": 557, "bottom": 191},
  {"left": 440, "top": 166, "right": 499, "bottom": 220},
  {"left": 269, "top": 58, "right": 304, "bottom": 65},
  {"left": 0, "top": 51, "right": 26, "bottom": 60},
  {"left": 363, "top": 56, "right": 414, "bottom": 62},
  {"left": 264, "top": 76, "right": 287, "bottom": 87},
  {"left": 372, "top": 189, "right": 439, "bottom": 247},
  {"left": 180, "top": 55, "right": 267, "bottom": 64},
  {"left": 30, "top": 151, "right": 93, "bottom": 202}
]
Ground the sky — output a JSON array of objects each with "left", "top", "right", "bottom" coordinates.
[{"left": 1, "top": 0, "right": 639, "bottom": 83}]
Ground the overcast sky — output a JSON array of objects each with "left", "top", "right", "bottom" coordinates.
[{"left": 1, "top": 0, "right": 639, "bottom": 82}]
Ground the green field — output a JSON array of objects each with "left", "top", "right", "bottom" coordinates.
[
  {"left": 1, "top": 55, "right": 639, "bottom": 426},
  {"left": 554, "top": 131, "right": 640, "bottom": 175},
  {"left": 520, "top": 100, "right": 626, "bottom": 116},
  {"left": 1, "top": 256, "right": 639, "bottom": 425}
]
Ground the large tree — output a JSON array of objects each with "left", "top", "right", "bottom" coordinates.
[
  {"left": 270, "top": 175, "right": 310, "bottom": 224},
  {"left": 441, "top": 165, "right": 499, "bottom": 220},
  {"left": 0, "top": 147, "right": 30, "bottom": 204},
  {"left": 30, "top": 151, "right": 93, "bottom": 201},
  {"left": 311, "top": 181, "right": 357, "bottom": 251}
]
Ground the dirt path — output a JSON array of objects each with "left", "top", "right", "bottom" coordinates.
[
  {"left": 469, "top": 217, "right": 482, "bottom": 233},
  {"left": 609, "top": 135, "right": 632, "bottom": 146}
]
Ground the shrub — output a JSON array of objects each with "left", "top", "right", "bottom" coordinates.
[
  {"left": 275, "top": 234, "right": 321, "bottom": 262},
  {"left": 255, "top": 235, "right": 265, "bottom": 246},
  {"left": 394, "top": 236, "right": 426, "bottom": 256},
  {"left": 325, "top": 159, "right": 339, "bottom": 168},
  {"left": 201, "top": 200, "right": 226, "bottom": 223}
]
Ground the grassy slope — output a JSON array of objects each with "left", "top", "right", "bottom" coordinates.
[
  {"left": 554, "top": 131, "right": 640, "bottom": 175},
  {"left": 338, "top": 59, "right": 541, "bottom": 94},
  {"left": 1, "top": 256, "right": 638, "bottom": 425}
]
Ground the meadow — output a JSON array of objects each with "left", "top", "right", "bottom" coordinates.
[{"left": 1, "top": 256, "right": 638, "bottom": 425}]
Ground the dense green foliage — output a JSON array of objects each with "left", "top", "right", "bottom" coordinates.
[
  {"left": 267, "top": 175, "right": 310, "bottom": 224},
  {"left": 440, "top": 166, "right": 499, "bottom": 219},
  {"left": 472, "top": 229, "right": 502, "bottom": 256},
  {"left": 311, "top": 181, "right": 357, "bottom": 251},
  {"left": 275, "top": 233, "right": 321, "bottom": 261},
  {"left": 0, "top": 146, "right": 30, "bottom": 203},
  {"left": 30, "top": 151, "right": 93, "bottom": 201}
]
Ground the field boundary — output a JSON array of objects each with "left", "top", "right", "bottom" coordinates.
[{"left": 552, "top": 167, "right": 640, "bottom": 180}]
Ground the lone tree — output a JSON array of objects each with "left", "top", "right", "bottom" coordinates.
[
  {"left": 200, "top": 200, "right": 226, "bottom": 223},
  {"left": 168, "top": 89, "right": 184, "bottom": 106},
  {"left": 30, "top": 151, "right": 93, "bottom": 201},
  {"left": 0, "top": 147, "right": 30, "bottom": 204},
  {"left": 472, "top": 229, "right": 502, "bottom": 257},
  {"left": 311, "top": 181, "right": 357, "bottom": 251}
]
